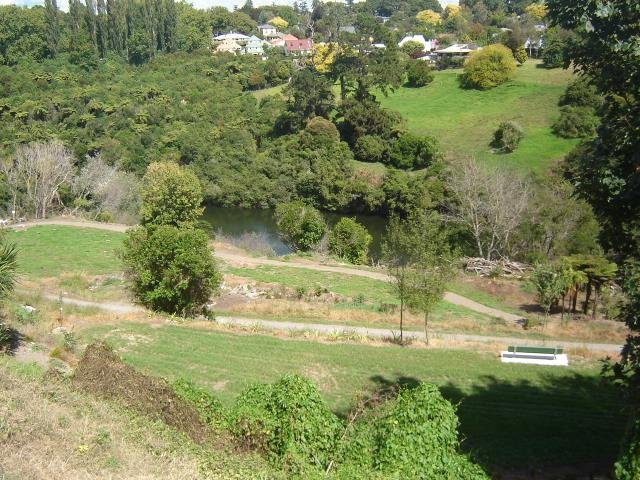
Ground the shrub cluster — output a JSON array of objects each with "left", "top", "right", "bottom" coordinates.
[
  {"left": 405, "top": 61, "right": 435, "bottom": 88},
  {"left": 275, "top": 201, "right": 327, "bottom": 251},
  {"left": 553, "top": 78, "right": 601, "bottom": 139},
  {"left": 461, "top": 44, "right": 517, "bottom": 90},
  {"left": 328, "top": 217, "right": 372, "bottom": 265},
  {"left": 491, "top": 121, "right": 524, "bottom": 153}
]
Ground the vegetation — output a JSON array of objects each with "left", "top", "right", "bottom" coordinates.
[
  {"left": 405, "top": 61, "right": 434, "bottom": 88},
  {"left": 275, "top": 201, "right": 327, "bottom": 252},
  {"left": 461, "top": 44, "right": 517, "bottom": 90},
  {"left": 491, "top": 120, "right": 524, "bottom": 152},
  {"left": 328, "top": 217, "right": 372, "bottom": 265}
]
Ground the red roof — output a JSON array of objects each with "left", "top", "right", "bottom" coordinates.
[
  {"left": 285, "top": 38, "right": 313, "bottom": 52},
  {"left": 283, "top": 34, "right": 298, "bottom": 41}
]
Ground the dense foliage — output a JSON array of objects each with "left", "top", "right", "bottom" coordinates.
[
  {"left": 328, "top": 217, "right": 372, "bottom": 265},
  {"left": 491, "top": 120, "right": 524, "bottom": 152},
  {"left": 405, "top": 61, "right": 434, "bottom": 88},
  {"left": 461, "top": 44, "right": 516, "bottom": 90},
  {"left": 275, "top": 201, "right": 327, "bottom": 251}
]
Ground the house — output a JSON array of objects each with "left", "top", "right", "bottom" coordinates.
[
  {"left": 433, "top": 43, "right": 481, "bottom": 56},
  {"left": 284, "top": 35, "right": 313, "bottom": 56},
  {"left": 258, "top": 24, "right": 277, "bottom": 38},
  {"left": 242, "top": 35, "right": 270, "bottom": 56},
  {"left": 213, "top": 32, "right": 249, "bottom": 43},
  {"left": 270, "top": 34, "right": 285, "bottom": 48},
  {"left": 398, "top": 35, "right": 438, "bottom": 52},
  {"left": 215, "top": 39, "right": 242, "bottom": 54}
]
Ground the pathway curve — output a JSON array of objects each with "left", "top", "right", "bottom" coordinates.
[
  {"left": 10, "top": 218, "right": 523, "bottom": 323},
  {"left": 38, "top": 291, "right": 622, "bottom": 354}
]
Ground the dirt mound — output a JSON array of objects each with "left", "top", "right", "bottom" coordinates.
[{"left": 73, "top": 341, "right": 209, "bottom": 443}]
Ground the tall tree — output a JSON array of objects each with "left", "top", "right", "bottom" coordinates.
[{"left": 44, "top": 0, "right": 60, "bottom": 56}]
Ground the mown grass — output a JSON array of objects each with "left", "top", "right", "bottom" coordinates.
[
  {"left": 226, "top": 264, "right": 491, "bottom": 321},
  {"left": 380, "top": 60, "right": 579, "bottom": 173},
  {"left": 6, "top": 226, "right": 125, "bottom": 278},
  {"left": 82, "top": 322, "right": 627, "bottom": 472}
]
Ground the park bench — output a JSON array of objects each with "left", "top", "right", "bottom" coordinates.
[{"left": 500, "top": 345, "right": 568, "bottom": 366}]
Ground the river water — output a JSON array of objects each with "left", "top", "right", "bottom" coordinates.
[{"left": 202, "top": 207, "right": 387, "bottom": 260}]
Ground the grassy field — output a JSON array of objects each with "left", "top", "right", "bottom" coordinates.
[
  {"left": 82, "top": 322, "right": 627, "bottom": 472},
  {"left": 6, "top": 226, "right": 124, "bottom": 278},
  {"left": 380, "top": 60, "right": 578, "bottom": 172}
]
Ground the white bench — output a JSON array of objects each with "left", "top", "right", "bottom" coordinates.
[{"left": 500, "top": 346, "right": 568, "bottom": 366}]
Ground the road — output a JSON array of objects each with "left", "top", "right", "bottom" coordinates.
[{"left": 10, "top": 218, "right": 524, "bottom": 323}]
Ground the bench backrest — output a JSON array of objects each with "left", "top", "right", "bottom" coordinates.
[{"left": 507, "top": 346, "right": 563, "bottom": 355}]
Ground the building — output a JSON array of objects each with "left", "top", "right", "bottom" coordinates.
[
  {"left": 284, "top": 35, "right": 313, "bottom": 56},
  {"left": 433, "top": 43, "right": 482, "bottom": 56},
  {"left": 242, "top": 35, "right": 270, "bottom": 56},
  {"left": 270, "top": 34, "right": 285, "bottom": 48},
  {"left": 215, "top": 39, "right": 242, "bottom": 54},
  {"left": 398, "top": 34, "right": 438, "bottom": 52},
  {"left": 258, "top": 24, "right": 278, "bottom": 38},
  {"left": 213, "top": 32, "right": 249, "bottom": 43}
]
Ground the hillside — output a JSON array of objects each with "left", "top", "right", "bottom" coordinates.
[{"left": 380, "top": 60, "right": 578, "bottom": 172}]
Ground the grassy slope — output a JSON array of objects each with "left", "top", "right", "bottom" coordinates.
[
  {"left": 380, "top": 60, "right": 579, "bottom": 172},
  {"left": 83, "top": 323, "right": 626, "bottom": 471},
  {"left": 6, "top": 226, "right": 124, "bottom": 278}
]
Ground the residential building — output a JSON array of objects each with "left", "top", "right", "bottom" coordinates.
[
  {"left": 258, "top": 24, "right": 278, "bottom": 38},
  {"left": 213, "top": 32, "right": 249, "bottom": 43},
  {"left": 433, "top": 43, "right": 482, "bottom": 56},
  {"left": 215, "top": 39, "right": 242, "bottom": 54},
  {"left": 398, "top": 34, "right": 438, "bottom": 52},
  {"left": 284, "top": 35, "right": 313, "bottom": 56},
  {"left": 242, "top": 35, "right": 270, "bottom": 56}
]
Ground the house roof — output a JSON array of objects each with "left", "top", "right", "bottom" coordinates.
[
  {"left": 216, "top": 40, "right": 242, "bottom": 52},
  {"left": 258, "top": 24, "right": 275, "bottom": 29},
  {"left": 283, "top": 34, "right": 298, "bottom": 41},
  {"left": 285, "top": 38, "right": 313, "bottom": 51},
  {"left": 214, "top": 32, "right": 249, "bottom": 41},
  {"left": 434, "top": 43, "right": 481, "bottom": 54}
]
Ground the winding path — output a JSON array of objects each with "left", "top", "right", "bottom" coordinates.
[
  {"left": 36, "top": 291, "right": 622, "bottom": 354},
  {"left": 10, "top": 218, "right": 525, "bottom": 323}
]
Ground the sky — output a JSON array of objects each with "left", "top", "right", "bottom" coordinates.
[{"left": 1, "top": 0, "right": 458, "bottom": 12}]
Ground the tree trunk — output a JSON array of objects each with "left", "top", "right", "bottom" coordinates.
[
  {"left": 561, "top": 294, "right": 565, "bottom": 319},
  {"left": 583, "top": 279, "right": 592, "bottom": 315},
  {"left": 340, "top": 75, "right": 346, "bottom": 101},
  {"left": 592, "top": 284, "right": 600, "bottom": 320},
  {"left": 399, "top": 296, "right": 404, "bottom": 345},
  {"left": 572, "top": 288, "right": 578, "bottom": 313},
  {"left": 424, "top": 311, "right": 429, "bottom": 346}
]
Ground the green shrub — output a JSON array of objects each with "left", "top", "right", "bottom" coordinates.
[
  {"left": 491, "top": 121, "right": 524, "bottom": 152},
  {"left": 461, "top": 44, "right": 516, "bottom": 90},
  {"left": 354, "top": 135, "right": 388, "bottom": 163},
  {"left": 328, "top": 217, "right": 372, "bottom": 265},
  {"left": 615, "top": 414, "right": 640, "bottom": 480},
  {"left": 337, "top": 383, "right": 489, "bottom": 479},
  {"left": 552, "top": 106, "right": 598, "bottom": 138},
  {"left": 514, "top": 45, "right": 528, "bottom": 64},
  {"left": 388, "top": 133, "right": 440, "bottom": 170},
  {"left": 542, "top": 37, "right": 565, "bottom": 68},
  {"left": 274, "top": 201, "right": 327, "bottom": 251},
  {"left": 121, "top": 225, "right": 221, "bottom": 315},
  {"left": 172, "top": 378, "right": 227, "bottom": 430},
  {"left": 560, "top": 77, "right": 602, "bottom": 109},
  {"left": 405, "top": 61, "right": 434, "bottom": 88},
  {"left": 13, "top": 305, "right": 38, "bottom": 325},
  {"left": 229, "top": 375, "right": 341, "bottom": 473}
]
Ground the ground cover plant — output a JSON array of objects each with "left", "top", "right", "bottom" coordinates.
[
  {"left": 81, "top": 322, "right": 627, "bottom": 474},
  {"left": 379, "top": 60, "right": 578, "bottom": 172}
]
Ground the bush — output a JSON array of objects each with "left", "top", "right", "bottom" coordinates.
[
  {"left": 615, "top": 414, "right": 640, "bottom": 480},
  {"left": 140, "top": 162, "right": 204, "bottom": 228},
  {"left": 491, "top": 121, "right": 524, "bottom": 152},
  {"left": 354, "top": 135, "right": 389, "bottom": 163},
  {"left": 542, "top": 37, "right": 565, "bottom": 68},
  {"left": 405, "top": 61, "right": 434, "bottom": 88},
  {"left": 172, "top": 378, "right": 227, "bottom": 430},
  {"left": 337, "top": 98, "right": 402, "bottom": 146},
  {"left": 337, "top": 383, "right": 489, "bottom": 479},
  {"left": 121, "top": 225, "right": 221, "bottom": 315},
  {"left": 514, "top": 45, "right": 528, "bottom": 64},
  {"left": 274, "top": 201, "right": 327, "bottom": 251},
  {"left": 559, "top": 77, "right": 602, "bottom": 109},
  {"left": 328, "top": 217, "right": 372, "bottom": 265},
  {"left": 552, "top": 106, "right": 598, "bottom": 138},
  {"left": 389, "top": 133, "right": 440, "bottom": 169},
  {"left": 229, "top": 375, "right": 341, "bottom": 473},
  {"left": 303, "top": 116, "right": 340, "bottom": 141},
  {"left": 461, "top": 44, "right": 517, "bottom": 90}
]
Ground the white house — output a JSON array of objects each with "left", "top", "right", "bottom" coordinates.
[
  {"left": 213, "top": 32, "right": 249, "bottom": 43},
  {"left": 242, "top": 35, "right": 270, "bottom": 56},
  {"left": 398, "top": 35, "right": 438, "bottom": 52},
  {"left": 434, "top": 43, "right": 482, "bottom": 56},
  {"left": 215, "top": 39, "right": 242, "bottom": 54},
  {"left": 258, "top": 24, "right": 278, "bottom": 38}
]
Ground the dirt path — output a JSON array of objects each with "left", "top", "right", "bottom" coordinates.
[
  {"left": 36, "top": 291, "right": 622, "bottom": 354},
  {"left": 10, "top": 218, "right": 524, "bottom": 323}
]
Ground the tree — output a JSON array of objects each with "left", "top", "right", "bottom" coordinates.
[
  {"left": 446, "top": 159, "right": 529, "bottom": 260},
  {"left": 328, "top": 217, "right": 372, "bottom": 265},
  {"left": 404, "top": 212, "right": 457, "bottom": 343},
  {"left": 541, "top": 30, "right": 565, "bottom": 68},
  {"left": 514, "top": 45, "right": 528, "bottom": 64},
  {"left": 268, "top": 15, "right": 288, "bottom": 29},
  {"left": 415, "top": 9, "right": 442, "bottom": 26},
  {"left": 400, "top": 40, "right": 424, "bottom": 57},
  {"left": 405, "top": 61, "right": 434, "bottom": 88},
  {"left": 530, "top": 263, "right": 565, "bottom": 318},
  {"left": 275, "top": 201, "right": 326, "bottom": 251},
  {"left": 461, "top": 44, "right": 516, "bottom": 89},
  {"left": 552, "top": 106, "right": 598, "bottom": 138},
  {"left": 491, "top": 121, "right": 524, "bottom": 152},
  {"left": 389, "top": 133, "right": 440, "bottom": 170},
  {"left": 140, "top": 162, "right": 204, "bottom": 228},
  {"left": 122, "top": 225, "right": 221, "bottom": 315},
  {"left": 44, "top": 0, "right": 60, "bottom": 56},
  {"left": 525, "top": 2, "right": 547, "bottom": 21},
  {"left": 3, "top": 141, "right": 74, "bottom": 219}
]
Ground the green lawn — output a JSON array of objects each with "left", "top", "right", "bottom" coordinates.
[
  {"left": 6, "top": 226, "right": 125, "bottom": 278},
  {"left": 380, "top": 60, "right": 579, "bottom": 172},
  {"left": 83, "top": 322, "right": 627, "bottom": 472}
]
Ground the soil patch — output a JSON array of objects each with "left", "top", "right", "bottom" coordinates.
[{"left": 73, "top": 341, "right": 210, "bottom": 443}]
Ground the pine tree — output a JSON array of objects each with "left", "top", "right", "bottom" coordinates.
[{"left": 44, "top": 0, "right": 60, "bottom": 57}]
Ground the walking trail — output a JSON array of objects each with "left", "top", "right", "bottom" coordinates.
[
  {"left": 37, "top": 291, "right": 622, "bottom": 354},
  {"left": 10, "top": 218, "right": 523, "bottom": 323}
]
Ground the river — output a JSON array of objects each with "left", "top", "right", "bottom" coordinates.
[{"left": 203, "top": 207, "right": 387, "bottom": 260}]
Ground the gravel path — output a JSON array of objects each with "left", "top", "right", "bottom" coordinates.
[
  {"left": 40, "top": 292, "right": 622, "bottom": 354},
  {"left": 11, "top": 218, "right": 524, "bottom": 323}
]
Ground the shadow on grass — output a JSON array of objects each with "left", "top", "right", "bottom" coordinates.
[
  {"left": 348, "top": 372, "right": 627, "bottom": 479},
  {"left": 440, "top": 373, "right": 627, "bottom": 478}
]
